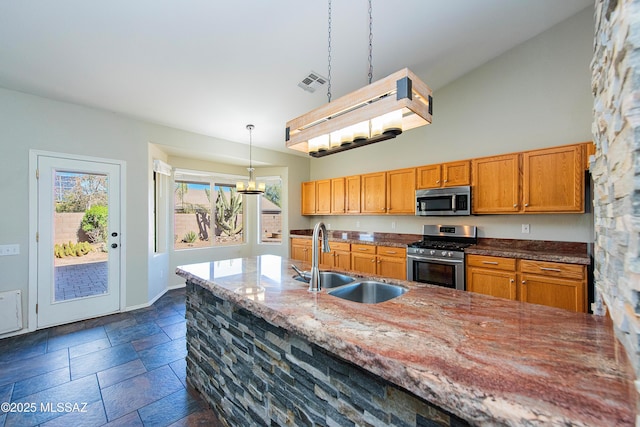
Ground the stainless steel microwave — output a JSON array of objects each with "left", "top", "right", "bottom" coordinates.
[{"left": 415, "top": 186, "right": 471, "bottom": 216}]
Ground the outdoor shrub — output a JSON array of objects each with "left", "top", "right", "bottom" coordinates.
[
  {"left": 81, "top": 205, "right": 108, "bottom": 243},
  {"left": 54, "top": 241, "right": 93, "bottom": 258},
  {"left": 183, "top": 231, "right": 197, "bottom": 243}
]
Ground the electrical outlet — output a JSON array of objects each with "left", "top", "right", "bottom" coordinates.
[
  {"left": 391, "top": 221, "right": 396, "bottom": 229},
  {"left": 521, "top": 224, "right": 530, "bottom": 234},
  {"left": 327, "top": 223, "right": 331, "bottom": 230}
]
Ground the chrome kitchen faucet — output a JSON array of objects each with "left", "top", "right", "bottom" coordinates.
[{"left": 309, "top": 221, "right": 330, "bottom": 292}]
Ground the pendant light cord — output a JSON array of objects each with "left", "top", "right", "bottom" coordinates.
[
  {"left": 368, "top": 0, "right": 373, "bottom": 84},
  {"left": 327, "top": 0, "right": 332, "bottom": 103},
  {"left": 247, "top": 124, "right": 254, "bottom": 171}
]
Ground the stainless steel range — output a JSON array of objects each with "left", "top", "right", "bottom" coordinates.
[{"left": 406, "top": 225, "right": 477, "bottom": 290}]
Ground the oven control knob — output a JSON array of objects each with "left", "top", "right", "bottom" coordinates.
[
  {"left": 447, "top": 252, "right": 453, "bottom": 257},
  {"left": 441, "top": 251, "right": 447, "bottom": 256},
  {"left": 418, "top": 249, "right": 424, "bottom": 254},
  {"left": 430, "top": 250, "right": 436, "bottom": 255}
]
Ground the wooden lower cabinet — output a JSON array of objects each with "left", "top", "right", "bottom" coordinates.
[
  {"left": 351, "top": 244, "right": 377, "bottom": 275},
  {"left": 350, "top": 244, "right": 406, "bottom": 280},
  {"left": 519, "top": 259, "right": 587, "bottom": 312},
  {"left": 466, "top": 254, "right": 587, "bottom": 313},
  {"left": 466, "top": 255, "right": 517, "bottom": 299},
  {"left": 320, "top": 242, "right": 351, "bottom": 270},
  {"left": 290, "top": 238, "right": 313, "bottom": 263}
]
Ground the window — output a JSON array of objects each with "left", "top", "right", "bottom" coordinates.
[
  {"left": 259, "top": 177, "right": 282, "bottom": 244},
  {"left": 173, "top": 170, "right": 245, "bottom": 249}
]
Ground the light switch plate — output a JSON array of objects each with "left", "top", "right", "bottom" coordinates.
[{"left": 0, "top": 244, "right": 20, "bottom": 256}]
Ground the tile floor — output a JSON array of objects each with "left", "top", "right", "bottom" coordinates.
[
  {"left": 0, "top": 288, "right": 222, "bottom": 427},
  {"left": 54, "top": 262, "right": 108, "bottom": 301}
]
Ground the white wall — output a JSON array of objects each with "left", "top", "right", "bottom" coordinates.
[
  {"left": 0, "top": 86, "right": 310, "bottom": 336},
  {"left": 310, "top": 8, "right": 594, "bottom": 243}
]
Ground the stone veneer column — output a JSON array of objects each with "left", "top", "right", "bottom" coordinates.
[{"left": 591, "top": 0, "right": 640, "bottom": 379}]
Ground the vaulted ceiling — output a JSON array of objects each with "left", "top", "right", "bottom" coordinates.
[{"left": 0, "top": 0, "right": 592, "bottom": 158}]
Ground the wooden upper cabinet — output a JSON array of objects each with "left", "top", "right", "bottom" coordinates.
[
  {"left": 330, "top": 178, "right": 346, "bottom": 214},
  {"left": 443, "top": 161, "right": 471, "bottom": 187},
  {"left": 315, "top": 179, "right": 331, "bottom": 214},
  {"left": 417, "top": 161, "right": 470, "bottom": 189},
  {"left": 386, "top": 168, "right": 416, "bottom": 215},
  {"left": 345, "top": 175, "right": 361, "bottom": 214},
  {"left": 416, "top": 164, "right": 441, "bottom": 189},
  {"left": 361, "top": 172, "right": 387, "bottom": 214},
  {"left": 301, "top": 181, "right": 316, "bottom": 215},
  {"left": 522, "top": 145, "right": 584, "bottom": 213},
  {"left": 472, "top": 154, "right": 520, "bottom": 214}
]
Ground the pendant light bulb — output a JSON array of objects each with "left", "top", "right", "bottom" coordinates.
[{"left": 236, "top": 124, "right": 265, "bottom": 195}]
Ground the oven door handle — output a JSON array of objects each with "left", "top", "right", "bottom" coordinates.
[{"left": 407, "top": 255, "right": 463, "bottom": 264}]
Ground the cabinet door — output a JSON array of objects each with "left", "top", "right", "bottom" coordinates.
[
  {"left": 377, "top": 256, "right": 406, "bottom": 280},
  {"left": 522, "top": 145, "right": 584, "bottom": 213},
  {"left": 351, "top": 252, "right": 377, "bottom": 274},
  {"left": 345, "top": 175, "right": 361, "bottom": 214},
  {"left": 315, "top": 179, "right": 331, "bottom": 214},
  {"left": 442, "top": 161, "right": 471, "bottom": 187},
  {"left": 291, "top": 238, "right": 312, "bottom": 262},
  {"left": 361, "top": 172, "right": 387, "bottom": 214},
  {"left": 334, "top": 251, "right": 351, "bottom": 270},
  {"left": 466, "top": 267, "right": 517, "bottom": 300},
  {"left": 416, "top": 164, "right": 441, "bottom": 189},
  {"left": 520, "top": 274, "right": 586, "bottom": 313},
  {"left": 386, "top": 168, "right": 416, "bottom": 214},
  {"left": 301, "top": 182, "right": 316, "bottom": 215},
  {"left": 330, "top": 178, "right": 346, "bottom": 214},
  {"left": 472, "top": 154, "right": 520, "bottom": 214}
]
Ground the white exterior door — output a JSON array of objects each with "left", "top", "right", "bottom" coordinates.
[{"left": 36, "top": 153, "right": 123, "bottom": 328}]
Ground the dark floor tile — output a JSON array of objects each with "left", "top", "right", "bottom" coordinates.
[
  {"left": 47, "top": 326, "right": 107, "bottom": 352},
  {"left": 102, "top": 411, "right": 143, "bottom": 426},
  {"left": 138, "top": 387, "right": 206, "bottom": 426},
  {"left": 155, "top": 313, "right": 185, "bottom": 328},
  {"left": 70, "top": 343, "right": 137, "bottom": 380},
  {"left": 130, "top": 331, "right": 171, "bottom": 352},
  {"left": 5, "top": 374, "right": 101, "bottom": 427},
  {"left": 106, "top": 321, "right": 162, "bottom": 347},
  {"left": 0, "top": 349, "right": 68, "bottom": 387},
  {"left": 0, "top": 330, "right": 49, "bottom": 364},
  {"left": 167, "top": 408, "right": 222, "bottom": 427},
  {"left": 162, "top": 322, "right": 187, "bottom": 340},
  {"left": 102, "top": 316, "right": 138, "bottom": 333},
  {"left": 97, "top": 359, "right": 146, "bottom": 389},
  {"left": 138, "top": 338, "right": 186, "bottom": 371},
  {"left": 12, "top": 367, "right": 70, "bottom": 400},
  {"left": 47, "top": 321, "right": 88, "bottom": 337},
  {"left": 68, "top": 337, "right": 112, "bottom": 359},
  {"left": 83, "top": 312, "right": 136, "bottom": 330},
  {"left": 101, "top": 365, "right": 183, "bottom": 421},
  {"left": 170, "top": 358, "right": 188, "bottom": 388},
  {"left": 39, "top": 399, "right": 106, "bottom": 427},
  {"left": 0, "top": 383, "right": 13, "bottom": 421}
]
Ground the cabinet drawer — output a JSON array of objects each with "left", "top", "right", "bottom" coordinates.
[
  {"left": 376, "top": 246, "right": 406, "bottom": 258},
  {"left": 328, "top": 241, "right": 350, "bottom": 252},
  {"left": 291, "top": 238, "right": 311, "bottom": 247},
  {"left": 351, "top": 244, "right": 376, "bottom": 254},
  {"left": 466, "top": 254, "right": 516, "bottom": 271},
  {"left": 520, "top": 260, "right": 585, "bottom": 280}
]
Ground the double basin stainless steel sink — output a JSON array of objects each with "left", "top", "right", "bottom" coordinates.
[{"left": 293, "top": 271, "right": 407, "bottom": 304}]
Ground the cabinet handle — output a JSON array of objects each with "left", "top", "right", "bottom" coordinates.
[
  {"left": 525, "top": 203, "right": 529, "bottom": 207},
  {"left": 436, "top": 180, "right": 440, "bottom": 184},
  {"left": 510, "top": 279, "right": 514, "bottom": 283},
  {"left": 385, "top": 251, "right": 397, "bottom": 254},
  {"left": 371, "top": 259, "right": 376, "bottom": 263},
  {"left": 444, "top": 179, "right": 448, "bottom": 183},
  {"left": 358, "top": 248, "right": 368, "bottom": 251},
  {"left": 377, "top": 260, "right": 381, "bottom": 264},
  {"left": 482, "top": 261, "right": 499, "bottom": 265},
  {"left": 513, "top": 204, "right": 518, "bottom": 208},
  {"left": 540, "top": 267, "right": 562, "bottom": 272},
  {"left": 522, "top": 280, "right": 526, "bottom": 284}
]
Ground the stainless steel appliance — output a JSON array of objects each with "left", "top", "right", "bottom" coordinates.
[
  {"left": 407, "top": 225, "right": 477, "bottom": 290},
  {"left": 415, "top": 186, "right": 471, "bottom": 216}
]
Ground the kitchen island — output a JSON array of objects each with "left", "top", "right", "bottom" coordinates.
[{"left": 177, "top": 255, "right": 636, "bottom": 426}]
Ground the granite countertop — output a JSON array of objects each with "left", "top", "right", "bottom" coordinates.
[
  {"left": 290, "top": 230, "right": 591, "bottom": 264},
  {"left": 176, "top": 255, "right": 635, "bottom": 426}
]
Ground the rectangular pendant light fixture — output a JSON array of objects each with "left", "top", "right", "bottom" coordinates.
[{"left": 285, "top": 68, "right": 432, "bottom": 157}]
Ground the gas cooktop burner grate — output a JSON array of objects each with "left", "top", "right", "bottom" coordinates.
[{"left": 407, "top": 240, "right": 473, "bottom": 251}]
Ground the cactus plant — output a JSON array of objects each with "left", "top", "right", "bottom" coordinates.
[
  {"left": 182, "top": 230, "right": 197, "bottom": 243},
  {"left": 54, "top": 241, "right": 93, "bottom": 258},
  {"left": 215, "top": 188, "right": 242, "bottom": 236}
]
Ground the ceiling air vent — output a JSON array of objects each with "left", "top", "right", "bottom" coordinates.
[{"left": 298, "top": 71, "right": 327, "bottom": 93}]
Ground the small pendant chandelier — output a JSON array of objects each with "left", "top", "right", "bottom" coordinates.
[{"left": 236, "top": 124, "right": 265, "bottom": 195}]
